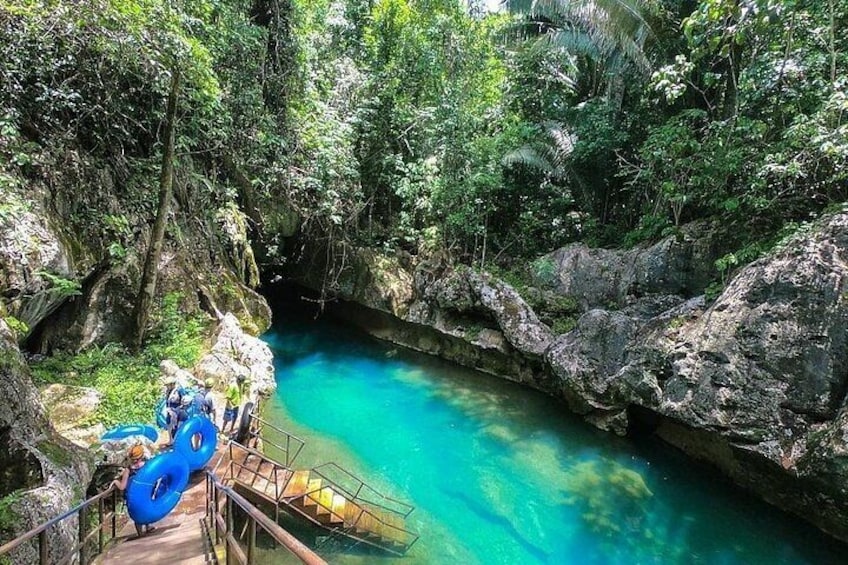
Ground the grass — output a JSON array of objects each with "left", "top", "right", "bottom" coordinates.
[
  {"left": 0, "top": 490, "right": 22, "bottom": 538},
  {"left": 29, "top": 293, "right": 208, "bottom": 428}
]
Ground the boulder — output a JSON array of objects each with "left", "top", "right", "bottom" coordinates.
[
  {"left": 159, "top": 359, "right": 199, "bottom": 388},
  {"left": 40, "top": 384, "right": 102, "bottom": 447},
  {"left": 194, "top": 313, "right": 276, "bottom": 399},
  {"left": 539, "top": 221, "right": 722, "bottom": 309}
]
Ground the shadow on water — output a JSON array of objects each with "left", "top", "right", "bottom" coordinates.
[{"left": 441, "top": 486, "right": 551, "bottom": 562}]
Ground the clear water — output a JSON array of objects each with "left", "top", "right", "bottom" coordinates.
[{"left": 259, "top": 306, "right": 845, "bottom": 564}]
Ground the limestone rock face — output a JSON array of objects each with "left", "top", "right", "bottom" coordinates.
[
  {"left": 0, "top": 320, "right": 92, "bottom": 564},
  {"left": 546, "top": 309, "right": 639, "bottom": 423},
  {"left": 291, "top": 212, "right": 848, "bottom": 541},
  {"left": 0, "top": 193, "right": 81, "bottom": 339},
  {"left": 540, "top": 221, "right": 721, "bottom": 309},
  {"left": 611, "top": 214, "right": 848, "bottom": 537},
  {"left": 194, "top": 313, "right": 276, "bottom": 399}
]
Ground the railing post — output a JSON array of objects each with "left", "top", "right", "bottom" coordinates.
[
  {"left": 214, "top": 486, "right": 221, "bottom": 545},
  {"left": 206, "top": 474, "right": 212, "bottom": 528},
  {"left": 226, "top": 496, "right": 234, "bottom": 565},
  {"left": 111, "top": 490, "right": 117, "bottom": 539},
  {"left": 79, "top": 505, "right": 88, "bottom": 565},
  {"left": 247, "top": 518, "right": 256, "bottom": 563},
  {"left": 98, "top": 496, "right": 105, "bottom": 554},
  {"left": 285, "top": 435, "right": 290, "bottom": 467},
  {"left": 38, "top": 528, "right": 48, "bottom": 565}
]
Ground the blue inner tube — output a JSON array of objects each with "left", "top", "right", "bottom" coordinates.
[
  {"left": 125, "top": 451, "right": 190, "bottom": 525},
  {"left": 101, "top": 424, "right": 158, "bottom": 443},
  {"left": 173, "top": 415, "right": 217, "bottom": 472}
]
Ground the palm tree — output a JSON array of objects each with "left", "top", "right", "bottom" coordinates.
[
  {"left": 502, "top": 120, "right": 576, "bottom": 180},
  {"left": 505, "top": 0, "right": 657, "bottom": 100}
]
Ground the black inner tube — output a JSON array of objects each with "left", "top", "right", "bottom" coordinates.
[{"left": 235, "top": 401, "right": 254, "bottom": 444}]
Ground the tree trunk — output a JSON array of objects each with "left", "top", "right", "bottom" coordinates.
[
  {"left": 830, "top": 0, "right": 837, "bottom": 83},
  {"left": 222, "top": 153, "right": 262, "bottom": 235},
  {"left": 132, "top": 69, "right": 181, "bottom": 351}
]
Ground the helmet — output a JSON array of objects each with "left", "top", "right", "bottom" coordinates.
[
  {"left": 128, "top": 445, "right": 145, "bottom": 460},
  {"left": 236, "top": 374, "right": 247, "bottom": 382},
  {"left": 181, "top": 395, "right": 193, "bottom": 406},
  {"left": 204, "top": 379, "right": 214, "bottom": 388}
]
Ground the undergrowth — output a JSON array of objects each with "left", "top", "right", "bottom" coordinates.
[{"left": 29, "top": 293, "right": 208, "bottom": 428}]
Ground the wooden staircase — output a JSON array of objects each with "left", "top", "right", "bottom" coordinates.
[{"left": 223, "top": 441, "right": 418, "bottom": 556}]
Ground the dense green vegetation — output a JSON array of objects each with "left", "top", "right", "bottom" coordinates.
[
  {"left": 286, "top": 0, "right": 847, "bottom": 274},
  {"left": 1, "top": 0, "right": 846, "bottom": 295},
  {"left": 30, "top": 293, "right": 206, "bottom": 426}
]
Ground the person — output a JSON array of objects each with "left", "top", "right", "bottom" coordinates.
[
  {"left": 193, "top": 378, "right": 216, "bottom": 423},
  {"left": 175, "top": 394, "right": 192, "bottom": 432},
  {"left": 111, "top": 444, "right": 156, "bottom": 538},
  {"left": 221, "top": 374, "right": 247, "bottom": 436},
  {"left": 162, "top": 376, "right": 184, "bottom": 445}
]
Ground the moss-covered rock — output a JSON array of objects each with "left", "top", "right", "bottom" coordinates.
[{"left": 0, "top": 319, "right": 92, "bottom": 564}]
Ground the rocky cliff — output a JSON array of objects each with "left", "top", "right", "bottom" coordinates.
[
  {"left": 0, "top": 141, "right": 271, "bottom": 553},
  {"left": 0, "top": 319, "right": 92, "bottom": 563},
  {"left": 290, "top": 213, "right": 848, "bottom": 541}
]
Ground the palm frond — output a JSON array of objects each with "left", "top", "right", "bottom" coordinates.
[
  {"left": 508, "top": 0, "right": 655, "bottom": 73},
  {"left": 502, "top": 146, "right": 554, "bottom": 173},
  {"left": 542, "top": 121, "right": 576, "bottom": 167}
]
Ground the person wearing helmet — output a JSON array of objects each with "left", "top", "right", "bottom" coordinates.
[
  {"left": 162, "top": 376, "right": 185, "bottom": 445},
  {"left": 221, "top": 373, "right": 247, "bottom": 436},
  {"left": 193, "top": 378, "right": 216, "bottom": 424},
  {"left": 111, "top": 444, "right": 156, "bottom": 538}
]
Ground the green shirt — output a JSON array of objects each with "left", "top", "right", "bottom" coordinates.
[{"left": 225, "top": 381, "right": 242, "bottom": 409}]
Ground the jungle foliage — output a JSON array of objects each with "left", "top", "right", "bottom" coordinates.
[
  {"left": 1, "top": 0, "right": 846, "bottom": 288},
  {"left": 283, "top": 0, "right": 848, "bottom": 280}
]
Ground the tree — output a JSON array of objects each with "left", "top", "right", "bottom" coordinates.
[{"left": 132, "top": 69, "right": 181, "bottom": 351}]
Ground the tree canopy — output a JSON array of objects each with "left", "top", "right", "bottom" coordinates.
[{"left": 1, "top": 0, "right": 846, "bottom": 295}]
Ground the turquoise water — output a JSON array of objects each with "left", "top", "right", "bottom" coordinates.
[{"left": 260, "top": 306, "right": 844, "bottom": 564}]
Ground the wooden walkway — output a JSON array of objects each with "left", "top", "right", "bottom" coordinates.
[{"left": 96, "top": 471, "right": 219, "bottom": 565}]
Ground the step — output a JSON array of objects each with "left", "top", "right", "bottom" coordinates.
[
  {"left": 330, "top": 493, "right": 347, "bottom": 523},
  {"left": 309, "top": 487, "right": 336, "bottom": 515},
  {"left": 344, "top": 501, "right": 363, "bottom": 525},
  {"left": 263, "top": 478, "right": 282, "bottom": 499},
  {"left": 301, "top": 479, "right": 323, "bottom": 506},
  {"left": 282, "top": 470, "right": 311, "bottom": 498}
]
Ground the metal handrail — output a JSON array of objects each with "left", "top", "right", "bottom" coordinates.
[
  {"left": 227, "top": 441, "right": 293, "bottom": 502},
  {"left": 312, "top": 462, "right": 415, "bottom": 517},
  {"left": 205, "top": 469, "right": 326, "bottom": 565},
  {"left": 348, "top": 505, "right": 420, "bottom": 550},
  {"left": 0, "top": 486, "right": 120, "bottom": 565},
  {"left": 250, "top": 414, "right": 305, "bottom": 467}
]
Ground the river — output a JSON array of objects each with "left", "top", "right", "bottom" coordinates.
[{"left": 256, "top": 300, "right": 844, "bottom": 564}]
